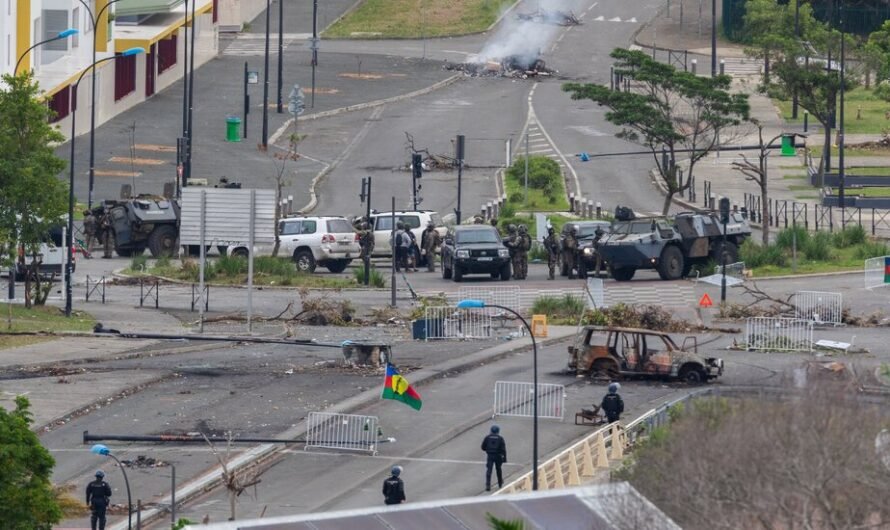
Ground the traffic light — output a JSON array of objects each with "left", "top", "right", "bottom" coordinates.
[
  {"left": 412, "top": 154, "right": 423, "bottom": 180},
  {"left": 719, "top": 197, "right": 731, "bottom": 224}
]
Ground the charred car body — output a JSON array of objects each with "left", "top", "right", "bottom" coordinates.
[
  {"left": 596, "top": 207, "right": 751, "bottom": 281},
  {"left": 567, "top": 326, "right": 724, "bottom": 383}
]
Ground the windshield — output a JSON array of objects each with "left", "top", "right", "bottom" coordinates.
[
  {"left": 611, "top": 221, "right": 656, "bottom": 235},
  {"left": 326, "top": 219, "right": 353, "bottom": 233},
  {"left": 456, "top": 229, "right": 500, "bottom": 244},
  {"left": 576, "top": 223, "right": 608, "bottom": 238}
]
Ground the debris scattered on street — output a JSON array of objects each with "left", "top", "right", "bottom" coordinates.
[
  {"left": 516, "top": 9, "right": 581, "bottom": 25},
  {"left": 120, "top": 455, "right": 169, "bottom": 468},
  {"left": 444, "top": 55, "right": 557, "bottom": 79}
]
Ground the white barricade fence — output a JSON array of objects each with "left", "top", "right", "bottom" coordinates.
[
  {"left": 864, "top": 256, "right": 890, "bottom": 289},
  {"left": 305, "top": 412, "right": 380, "bottom": 454},
  {"left": 585, "top": 278, "right": 605, "bottom": 309},
  {"left": 699, "top": 261, "right": 746, "bottom": 287},
  {"left": 456, "top": 286, "right": 520, "bottom": 312},
  {"left": 423, "top": 306, "right": 492, "bottom": 340},
  {"left": 745, "top": 317, "right": 813, "bottom": 352},
  {"left": 519, "top": 289, "right": 585, "bottom": 313},
  {"left": 602, "top": 283, "right": 695, "bottom": 307},
  {"left": 493, "top": 381, "right": 566, "bottom": 421},
  {"left": 793, "top": 291, "right": 844, "bottom": 326}
]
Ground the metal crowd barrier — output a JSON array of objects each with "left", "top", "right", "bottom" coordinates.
[
  {"left": 745, "top": 317, "right": 814, "bottom": 352},
  {"left": 304, "top": 412, "right": 380, "bottom": 455},
  {"left": 493, "top": 381, "right": 566, "bottom": 421}
]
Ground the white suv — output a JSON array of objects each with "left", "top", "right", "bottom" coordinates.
[
  {"left": 228, "top": 216, "right": 360, "bottom": 273},
  {"left": 368, "top": 210, "right": 446, "bottom": 257}
]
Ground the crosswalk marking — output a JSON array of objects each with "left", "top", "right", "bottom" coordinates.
[{"left": 222, "top": 34, "right": 305, "bottom": 56}]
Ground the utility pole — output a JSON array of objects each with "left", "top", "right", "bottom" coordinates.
[
  {"left": 311, "top": 0, "right": 319, "bottom": 108},
  {"left": 276, "top": 0, "right": 283, "bottom": 113},
  {"left": 792, "top": 0, "right": 800, "bottom": 119},
  {"left": 838, "top": 5, "right": 846, "bottom": 211},
  {"left": 710, "top": 0, "right": 717, "bottom": 76},
  {"left": 455, "top": 135, "right": 465, "bottom": 224},
  {"left": 262, "top": 0, "right": 271, "bottom": 148},
  {"left": 411, "top": 153, "right": 422, "bottom": 210},
  {"left": 185, "top": 0, "right": 196, "bottom": 184},
  {"left": 719, "top": 197, "right": 730, "bottom": 305}
]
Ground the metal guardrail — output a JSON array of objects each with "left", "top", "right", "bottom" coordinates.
[
  {"left": 304, "top": 412, "right": 380, "bottom": 455},
  {"left": 864, "top": 256, "right": 890, "bottom": 290},
  {"left": 493, "top": 381, "right": 566, "bottom": 421},
  {"left": 423, "top": 306, "right": 492, "bottom": 340},
  {"left": 139, "top": 278, "right": 159, "bottom": 309},
  {"left": 745, "top": 317, "right": 814, "bottom": 352},
  {"left": 793, "top": 291, "right": 843, "bottom": 326},
  {"left": 85, "top": 275, "right": 106, "bottom": 303}
]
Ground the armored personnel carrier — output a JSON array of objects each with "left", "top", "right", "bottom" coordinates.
[
  {"left": 596, "top": 207, "right": 751, "bottom": 281},
  {"left": 103, "top": 196, "right": 180, "bottom": 257}
]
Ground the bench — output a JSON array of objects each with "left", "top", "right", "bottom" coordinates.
[{"left": 575, "top": 405, "right": 606, "bottom": 426}]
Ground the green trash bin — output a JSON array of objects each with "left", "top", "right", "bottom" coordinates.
[
  {"left": 780, "top": 133, "right": 795, "bottom": 156},
  {"left": 225, "top": 116, "right": 241, "bottom": 142}
]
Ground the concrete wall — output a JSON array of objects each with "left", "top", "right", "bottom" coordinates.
[{"left": 217, "top": 0, "right": 264, "bottom": 31}]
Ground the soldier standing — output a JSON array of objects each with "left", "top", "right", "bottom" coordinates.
[
  {"left": 82, "top": 210, "right": 97, "bottom": 259},
  {"left": 100, "top": 208, "right": 114, "bottom": 259},
  {"left": 592, "top": 227, "right": 605, "bottom": 278},
  {"left": 562, "top": 225, "right": 578, "bottom": 279},
  {"left": 543, "top": 226, "right": 560, "bottom": 280},
  {"left": 517, "top": 225, "right": 531, "bottom": 280},
  {"left": 420, "top": 221, "right": 441, "bottom": 272},
  {"left": 504, "top": 224, "right": 519, "bottom": 280},
  {"left": 86, "top": 470, "right": 112, "bottom": 530}
]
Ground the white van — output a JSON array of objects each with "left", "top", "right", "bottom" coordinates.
[{"left": 15, "top": 224, "right": 71, "bottom": 280}]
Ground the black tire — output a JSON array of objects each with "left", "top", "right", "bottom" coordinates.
[
  {"left": 231, "top": 248, "right": 249, "bottom": 259},
  {"left": 490, "top": 272, "right": 500, "bottom": 279},
  {"left": 115, "top": 248, "right": 135, "bottom": 257},
  {"left": 500, "top": 263, "right": 512, "bottom": 281},
  {"left": 657, "top": 245, "right": 685, "bottom": 281},
  {"left": 147, "top": 225, "right": 178, "bottom": 258},
  {"left": 453, "top": 265, "right": 463, "bottom": 282},
  {"left": 678, "top": 364, "right": 705, "bottom": 384},
  {"left": 325, "top": 260, "right": 349, "bottom": 273},
  {"left": 217, "top": 245, "right": 228, "bottom": 256},
  {"left": 293, "top": 249, "right": 316, "bottom": 273},
  {"left": 442, "top": 259, "right": 452, "bottom": 279},
  {"left": 610, "top": 266, "right": 636, "bottom": 282}
]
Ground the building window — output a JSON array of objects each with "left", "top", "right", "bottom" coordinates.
[
  {"left": 157, "top": 35, "right": 177, "bottom": 73},
  {"left": 42, "top": 10, "right": 69, "bottom": 51},
  {"left": 47, "top": 86, "right": 71, "bottom": 123},
  {"left": 114, "top": 53, "right": 137, "bottom": 101}
]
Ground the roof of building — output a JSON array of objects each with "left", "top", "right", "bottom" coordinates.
[{"left": 190, "top": 483, "right": 680, "bottom": 530}]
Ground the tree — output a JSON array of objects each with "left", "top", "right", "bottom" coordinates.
[
  {"left": 0, "top": 73, "right": 68, "bottom": 307},
  {"left": 0, "top": 396, "right": 63, "bottom": 529},
  {"left": 730, "top": 120, "right": 790, "bottom": 245},
  {"left": 563, "top": 49, "right": 749, "bottom": 214},
  {"left": 864, "top": 20, "right": 890, "bottom": 92}
]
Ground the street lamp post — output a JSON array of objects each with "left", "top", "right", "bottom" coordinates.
[
  {"left": 261, "top": 0, "right": 271, "bottom": 148},
  {"left": 91, "top": 444, "right": 133, "bottom": 530},
  {"left": 710, "top": 0, "right": 717, "bottom": 77},
  {"left": 456, "top": 299, "right": 538, "bottom": 491},
  {"left": 66, "top": 48, "right": 145, "bottom": 317},
  {"left": 14, "top": 28, "right": 79, "bottom": 74},
  {"left": 76, "top": 0, "right": 125, "bottom": 209}
]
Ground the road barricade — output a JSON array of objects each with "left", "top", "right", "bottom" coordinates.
[
  {"left": 793, "top": 291, "right": 843, "bottom": 326},
  {"left": 305, "top": 412, "right": 380, "bottom": 455},
  {"left": 864, "top": 256, "right": 890, "bottom": 290},
  {"left": 745, "top": 317, "right": 813, "bottom": 352},
  {"left": 423, "top": 306, "right": 492, "bottom": 340},
  {"left": 493, "top": 381, "right": 566, "bottom": 421}
]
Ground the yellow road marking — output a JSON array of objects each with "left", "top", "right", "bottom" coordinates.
[
  {"left": 108, "top": 156, "right": 166, "bottom": 166},
  {"left": 94, "top": 170, "right": 141, "bottom": 177},
  {"left": 134, "top": 143, "right": 176, "bottom": 153}
]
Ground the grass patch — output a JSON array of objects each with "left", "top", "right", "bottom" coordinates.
[
  {"left": 741, "top": 226, "right": 889, "bottom": 277},
  {"left": 851, "top": 186, "right": 890, "bottom": 197},
  {"left": 789, "top": 184, "right": 816, "bottom": 191},
  {"left": 504, "top": 156, "right": 571, "bottom": 212},
  {"left": 845, "top": 166, "right": 890, "bottom": 176},
  {"left": 0, "top": 304, "right": 96, "bottom": 347},
  {"left": 531, "top": 294, "right": 585, "bottom": 324},
  {"left": 125, "top": 257, "right": 356, "bottom": 288},
  {"left": 352, "top": 266, "right": 387, "bottom": 287},
  {"left": 325, "top": 0, "right": 515, "bottom": 38},
  {"left": 774, "top": 87, "right": 890, "bottom": 134},
  {"left": 783, "top": 174, "right": 808, "bottom": 179}
]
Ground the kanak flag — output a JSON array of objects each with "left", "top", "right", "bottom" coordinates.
[
  {"left": 884, "top": 256, "right": 890, "bottom": 284},
  {"left": 382, "top": 363, "right": 422, "bottom": 411}
]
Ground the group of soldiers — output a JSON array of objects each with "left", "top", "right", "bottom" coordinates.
[
  {"left": 81, "top": 206, "right": 114, "bottom": 259},
  {"left": 353, "top": 218, "right": 442, "bottom": 273},
  {"left": 502, "top": 224, "right": 532, "bottom": 279}
]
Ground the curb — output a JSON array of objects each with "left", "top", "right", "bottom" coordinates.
[{"left": 112, "top": 329, "right": 576, "bottom": 530}]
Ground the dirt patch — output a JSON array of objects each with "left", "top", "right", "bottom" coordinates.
[{"left": 338, "top": 72, "right": 384, "bottom": 80}]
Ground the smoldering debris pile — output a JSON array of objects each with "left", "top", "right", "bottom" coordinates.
[
  {"left": 443, "top": 55, "right": 557, "bottom": 79},
  {"left": 516, "top": 9, "right": 581, "bottom": 26}
]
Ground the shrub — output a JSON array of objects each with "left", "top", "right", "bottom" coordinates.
[
  {"left": 874, "top": 80, "right": 890, "bottom": 102},
  {"left": 130, "top": 255, "right": 148, "bottom": 272},
  {"left": 853, "top": 240, "right": 890, "bottom": 260},
  {"left": 506, "top": 156, "right": 561, "bottom": 191},
  {"left": 214, "top": 255, "right": 248, "bottom": 276},
  {"left": 531, "top": 294, "right": 585, "bottom": 321},
  {"left": 352, "top": 266, "right": 387, "bottom": 287},
  {"left": 155, "top": 255, "right": 171, "bottom": 269},
  {"left": 739, "top": 240, "right": 787, "bottom": 268},
  {"left": 832, "top": 225, "right": 866, "bottom": 248},
  {"left": 803, "top": 231, "right": 833, "bottom": 261},
  {"left": 775, "top": 226, "right": 809, "bottom": 250},
  {"left": 528, "top": 242, "right": 548, "bottom": 261},
  {"left": 498, "top": 202, "right": 516, "bottom": 218},
  {"left": 254, "top": 257, "right": 296, "bottom": 277},
  {"left": 509, "top": 191, "right": 524, "bottom": 204},
  {"left": 688, "top": 259, "right": 717, "bottom": 277}
]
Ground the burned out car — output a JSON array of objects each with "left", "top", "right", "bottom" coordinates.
[{"left": 567, "top": 326, "right": 723, "bottom": 383}]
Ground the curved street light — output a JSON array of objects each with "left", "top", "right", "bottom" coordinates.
[
  {"left": 75, "top": 0, "right": 126, "bottom": 209},
  {"left": 66, "top": 47, "right": 145, "bottom": 317},
  {"left": 90, "top": 443, "right": 133, "bottom": 530},
  {"left": 456, "top": 298, "right": 539, "bottom": 491},
  {"left": 14, "top": 28, "right": 79, "bottom": 74}
]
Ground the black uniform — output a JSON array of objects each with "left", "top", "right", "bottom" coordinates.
[
  {"left": 601, "top": 392, "right": 624, "bottom": 423},
  {"left": 382, "top": 474, "right": 406, "bottom": 505},
  {"left": 86, "top": 478, "right": 112, "bottom": 530},
  {"left": 481, "top": 433, "right": 507, "bottom": 490}
]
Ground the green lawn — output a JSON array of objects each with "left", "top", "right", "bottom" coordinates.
[
  {"left": 846, "top": 166, "right": 890, "bottom": 176},
  {"left": 0, "top": 304, "right": 95, "bottom": 348},
  {"left": 325, "top": 0, "right": 516, "bottom": 38},
  {"left": 503, "top": 176, "right": 571, "bottom": 212},
  {"left": 124, "top": 258, "right": 357, "bottom": 289},
  {"left": 854, "top": 186, "right": 890, "bottom": 197},
  {"left": 774, "top": 87, "right": 890, "bottom": 134}
]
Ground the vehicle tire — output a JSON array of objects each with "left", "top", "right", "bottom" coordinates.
[
  {"left": 453, "top": 265, "right": 463, "bottom": 282},
  {"left": 715, "top": 241, "right": 739, "bottom": 265},
  {"left": 115, "top": 248, "right": 135, "bottom": 257},
  {"left": 678, "top": 364, "right": 705, "bottom": 384},
  {"left": 442, "top": 259, "right": 452, "bottom": 279},
  {"left": 657, "top": 245, "right": 685, "bottom": 281},
  {"left": 490, "top": 272, "right": 500, "bottom": 279},
  {"left": 500, "top": 263, "right": 512, "bottom": 281},
  {"left": 610, "top": 266, "right": 636, "bottom": 282},
  {"left": 231, "top": 248, "right": 249, "bottom": 259},
  {"left": 293, "top": 249, "right": 316, "bottom": 273},
  {"left": 147, "top": 225, "right": 178, "bottom": 258},
  {"left": 217, "top": 245, "right": 228, "bottom": 256},
  {"left": 326, "top": 260, "right": 349, "bottom": 274},
  {"left": 592, "top": 359, "right": 620, "bottom": 379}
]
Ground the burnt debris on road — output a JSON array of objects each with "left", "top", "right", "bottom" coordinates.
[
  {"left": 444, "top": 55, "right": 558, "bottom": 79},
  {"left": 516, "top": 9, "right": 581, "bottom": 26}
]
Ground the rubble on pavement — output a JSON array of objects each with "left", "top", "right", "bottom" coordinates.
[
  {"left": 516, "top": 9, "right": 581, "bottom": 25},
  {"left": 443, "top": 55, "right": 557, "bottom": 79}
]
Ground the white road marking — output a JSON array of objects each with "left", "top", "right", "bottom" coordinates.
[
  {"left": 586, "top": 2, "right": 599, "bottom": 12},
  {"left": 593, "top": 15, "right": 604, "bottom": 21},
  {"left": 627, "top": 17, "right": 638, "bottom": 22},
  {"left": 608, "top": 16, "right": 622, "bottom": 22}
]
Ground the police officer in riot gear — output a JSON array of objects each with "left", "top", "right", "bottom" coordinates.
[
  {"left": 601, "top": 382, "right": 624, "bottom": 423},
  {"left": 481, "top": 425, "right": 507, "bottom": 491},
  {"left": 86, "top": 470, "right": 112, "bottom": 530},
  {"left": 382, "top": 465, "right": 406, "bottom": 505}
]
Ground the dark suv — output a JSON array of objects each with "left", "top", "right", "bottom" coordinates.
[
  {"left": 441, "top": 225, "right": 512, "bottom": 282},
  {"left": 561, "top": 221, "right": 611, "bottom": 277}
]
